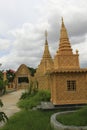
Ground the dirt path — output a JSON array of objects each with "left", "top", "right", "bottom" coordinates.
[{"left": 0, "top": 89, "right": 24, "bottom": 127}]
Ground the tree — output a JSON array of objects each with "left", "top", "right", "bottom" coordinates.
[
  {"left": 0, "top": 71, "right": 7, "bottom": 95},
  {"left": 6, "top": 69, "right": 15, "bottom": 83},
  {"left": 0, "top": 71, "right": 3, "bottom": 80},
  {"left": 28, "top": 67, "right": 36, "bottom": 76},
  {"left": 0, "top": 80, "right": 6, "bottom": 95}
]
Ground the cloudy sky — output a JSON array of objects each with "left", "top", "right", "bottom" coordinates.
[{"left": 0, "top": 0, "right": 87, "bottom": 70}]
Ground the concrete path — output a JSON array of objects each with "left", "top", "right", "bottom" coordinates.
[{"left": 0, "top": 89, "right": 24, "bottom": 127}]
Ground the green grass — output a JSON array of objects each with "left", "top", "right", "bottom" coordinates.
[
  {"left": 0, "top": 110, "right": 55, "bottom": 130},
  {"left": 18, "top": 90, "right": 51, "bottom": 109},
  {"left": 56, "top": 106, "right": 87, "bottom": 126},
  {"left": 0, "top": 90, "right": 54, "bottom": 130}
]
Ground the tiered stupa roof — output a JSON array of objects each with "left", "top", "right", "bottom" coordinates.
[
  {"left": 36, "top": 31, "right": 53, "bottom": 74},
  {"left": 58, "top": 17, "right": 73, "bottom": 55}
]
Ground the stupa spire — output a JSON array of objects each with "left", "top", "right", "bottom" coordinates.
[
  {"left": 58, "top": 17, "right": 72, "bottom": 55},
  {"left": 35, "top": 30, "right": 53, "bottom": 75},
  {"left": 61, "top": 17, "right": 65, "bottom": 27},
  {"left": 45, "top": 30, "right": 48, "bottom": 40},
  {"left": 44, "top": 30, "right": 48, "bottom": 46},
  {"left": 42, "top": 30, "right": 51, "bottom": 59}
]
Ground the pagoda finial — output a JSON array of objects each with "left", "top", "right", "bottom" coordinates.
[
  {"left": 61, "top": 17, "right": 65, "bottom": 27},
  {"left": 62, "top": 17, "right": 63, "bottom": 23},
  {"left": 42, "top": 30, "right": 52, "bottom": 59},
  {"left": 45, "top": 30, "right": 48, "bottom": 40},
  {"left": 45, "top": 30, "right": 48, "bottom": 45}
]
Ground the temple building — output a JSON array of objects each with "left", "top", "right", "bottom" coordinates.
[
  {"left": 35, "top": 18, "right": 87, "bottom": 106},
  {"left": 14, "top": 64, "right": 31, "bottom": 89},
  {"left": 11, "top": 18, "right": 87, "bottom": 106}
]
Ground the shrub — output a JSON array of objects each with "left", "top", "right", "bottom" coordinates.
[
  {"left": 37, "top": 90, "right": 51, "bottom": 101},
  {"left": 20, "top": 92, "right": 29, "bottom": 100},
  {"left": 18, "top": 90, "right": 51, "bottom": 109},
  {"left": 20, "top": 80, "right": 38, "bottom": 100}
]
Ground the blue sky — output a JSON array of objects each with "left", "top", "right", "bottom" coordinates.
[{"left": 0, "top": 0, "right": 87, "bottom": 70}]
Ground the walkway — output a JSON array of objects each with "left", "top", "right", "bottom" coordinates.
[{"left": 0, "top": 89, "right": 24, "bottom": 127}]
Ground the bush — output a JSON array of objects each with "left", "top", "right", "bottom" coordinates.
[
  {"left": 20, "top": 92, "right": 29, "bottom": 100},
  {"left": 20, "top": 80, "right": 38, "bottom": 100},
  {"left": 37, "top": 90, "right": 51, "bottom": 101},
  {"left": 18, "top": 90, "right": 51, "bottom": 109}
]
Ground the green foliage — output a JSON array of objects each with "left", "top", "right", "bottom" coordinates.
[
  {"left": 28, "top": 81, "right": 33, "bottom": 95},
  {"left": 32, "top": 80, "right": 38, "bottom": 94},
  {"left": 6, "top": 69, "right": 15, "bottom": 83},
  {"left": 0, "top": 99, "right": 8, "bottom": 123},
  {"left": 56, "top": 106, "right": 87, "bottom": 126},
  {"left": 0, "top": 112, "right": 8, "bottom": 123},
  {"left": 20, "top": 80, "right": 38, "bottom": 100},
  {"left": 0, "top": 71, "right": 3, "bottom": 80},
  {"left": 0, "top": 79, "right": 4, "bottom": 90},
  {"left": 18, "top": 90, "right": 51, "bottom": 109},
  {"left": 28, "top": 67, "right": 36, "bottom": 76},
  {"left": 37, "top": 90, "right": 51, "bottom": 101},
  {"left": 0, "top": 71, "right": 8, "bottom": 95},
  {"left": 0, "top": 99, "right": 3, "bottom": 107},
  {"left": 0, "top": 110, "right": 54, "bottom": 130},
  {"left": 19, "top": 92, "right": 29, "bottom": 100},
  {"left": 0, "top": 80, "right": 8, "bottom": 95}
]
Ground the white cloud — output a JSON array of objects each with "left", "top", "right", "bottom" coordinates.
[
  {"left": 0, "top": 0, "right": 87, "bottom": 70},
  {"left": 0, "top": 39, "right": 11, "bottom": 51},
  {"left": 0, "top": 22, "right": 49, "bottom": 70}
]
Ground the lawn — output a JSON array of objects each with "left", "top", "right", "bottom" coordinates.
[
  {"left": 56, "top": 106, "right": 87, "bottom": 126},
  {"left": 0, "top": 110, "right": 55, "bottom": 130},
  {"left": 0, "top": 90, "right": 55, "bottom": 130}
]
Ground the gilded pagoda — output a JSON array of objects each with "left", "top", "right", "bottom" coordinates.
[{"left": 35, "top": 18, "right": 87, "bottom": 105}]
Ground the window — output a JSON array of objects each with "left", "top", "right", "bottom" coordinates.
[{"left": 67, "top": 80, "right": 76, "bottom": 91}]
